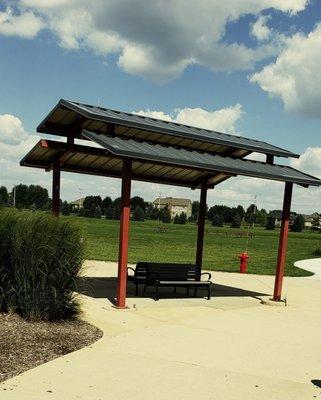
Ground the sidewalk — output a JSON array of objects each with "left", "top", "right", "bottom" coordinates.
[{"left": 1, "top": 261, "right": 321, "bottom": 400}]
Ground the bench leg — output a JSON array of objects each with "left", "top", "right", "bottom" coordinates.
[
  {"left": 207, "top": 285, "right": 211, "bottom": 300},
  {"left": 155, "top": 284, "right": 159, "bottom": 301},
  {"left": 135, "top": 283, "right": 139, "bottom": 296},
  {"left": 186, "top": 287, "right": 190, "bottom": 296},
  {"left": 143, "top": 284, "right": 147, "bottom": 297},
  {"left": 194, "top": 286, "right": 198, "bottom": 298},
  {"left": 173, "top": 286, "right": 176, "bottom": 294}
]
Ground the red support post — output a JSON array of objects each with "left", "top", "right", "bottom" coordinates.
[
  {"left": 116, "top": 159, "right": 132, "bottom": 308},
  {"left": 51, "top": 160, "right": 61, "bottom": 217},
  {"left": 196, "top": 181, "right": 208, "bottom": 273},
  {"left": 273, "top": 182, "right": 293, "bottom": 301}
]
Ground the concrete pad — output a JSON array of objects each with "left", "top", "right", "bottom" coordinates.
[{"left": 1, "top": 260, "right": 321, "bottom": 400}]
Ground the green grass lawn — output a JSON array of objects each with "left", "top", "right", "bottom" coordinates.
[{"left": 70, "top": 216, "right": 321, "bottom": 277}]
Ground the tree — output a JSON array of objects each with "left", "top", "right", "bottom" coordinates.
[
  {"left": 179, "top": 212, "right": 187, "bottom": 224},
  {"left": 236, "top": 205, "right": 245, "bottom": 220},
  {"left": 112, "top": 197, "right": 121, "bottom": 220},
  {"left": 160, "top": 205, "right": 171, "bottom": 223},
  {"left": 61, "top": 201, "right": 70, "bottom": 216},
  {"left": 245, "top": 203, "right": 257, "bottom": 224},
  {"left": 28, "top": 185, "right": 49, "bottom": 209},
  {"left": 0, "top": 186, "right": 8, "bottom": 206},
  {"left": 291, "top": 214, "right": 305, "bottom": 232},
  {"left": 83, "top": 195, "right": 102, "bottom": 211},
  {"left": 174, "top": 212, "right": 187, "bottom": 224},
  {"left": 256, "top": 210, "right": 267, "bottom": 227},
  {"left": 265, "top": 215, "right": 275, "bottom": 230},
  {"left": 230, "top": 214, "right": 242, "bottom": 228},
  {"left": 311, "top": 215, "right": 320, "bottom": 231},
  {"left": 131, "top": 196, "right": 145, "bottom": 211},
  {"left": 132, "top": 206, "right": 145, "bottom": 221},
  {"left": 101, "top": 196, "right": 112, "bottom": 214},
  {"left": 212, "top": 214, "right": 223, "bottom": 227},
  {"left": 145, "top": 203, "right": 158, "bottom": 220},
  {"left": 94, "top": 205, "right": 102, "bottom": 219},
  {"left": 14, "top": 184, "right": 29, "bottom": 208},
  {"left": 190, "top": 201, "right": 200, "bottom": 222},
  {"left": 105, "top": 206, "right": 114, "bottom": 220}
]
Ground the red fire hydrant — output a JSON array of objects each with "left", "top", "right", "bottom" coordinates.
[{"left": 239, "top": 252, "right": 249, "bottom": 273}]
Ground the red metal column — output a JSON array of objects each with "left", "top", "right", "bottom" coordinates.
[
  {"left": 196, "top": 181, "right": 208, "bottom": 272},
  {"left": 51, "top": 161, "right": 61, "bottom": 217},
  {"left": 273, "top": 182, "right": 293, "bottom": 301},
  {"left": 116, "top": 159, "right": 132, "bottom": 308}
]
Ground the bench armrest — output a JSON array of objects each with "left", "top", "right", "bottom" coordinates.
[
  {"left": 127, "top": 267, "right": 136, "bottom": 276},
  {"left": 201, "top": 272, "right": 212, "bottom": 281}
]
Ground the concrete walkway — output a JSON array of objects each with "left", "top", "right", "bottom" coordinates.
[
  {"left": 295, "top": 257, "right": 321, "bottom": 279},
  {"left": 1, "top": 261, "right": 321, "bottom": 400}
]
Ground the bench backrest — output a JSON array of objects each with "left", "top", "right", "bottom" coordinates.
[{"left": 144, "top": 263, "right": 198, "bottom": 282}]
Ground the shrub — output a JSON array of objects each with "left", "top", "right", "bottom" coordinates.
[
  {"left": 132, "top": 206, "right": 145, "bottom": 221},
  {"left": 61, "top": 200, "right": 70, "bottom": 216},
  {"left": 291, "top": 214, "right": 305, "bottom": 232},
  {"left": 160, "top": 206, "right": 171, "bottom": 223},
  {"left": 0, "top": 209, "right": 84, "bottom": 321},
  {"left": 94, "top": 205, "right": 102, "bottom": 219},
  {"left": 212, "top": 214, "right": 223, "bottom": 227},
  {"left": 230, "top": 214, "right": 241, "bottom": 228},
  {"left": 105, "top": 206, "right": 114, "bottom": 220},
  {"left": 266, "top": 216, "right": 276, "bottom": 230},
  {"left": 173, "top": 213, "right": 187, "bottom": 224},
  {"left": 313, "top": 246, "right": 321, "bottom": 256}
]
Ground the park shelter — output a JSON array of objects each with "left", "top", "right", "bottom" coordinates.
[{"left": 20, "top": 99, "right": 321, "bottom": 308}]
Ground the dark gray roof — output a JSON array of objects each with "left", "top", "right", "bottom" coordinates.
[
  {"left": 36, "top": 99, "right": 299, "bottom": 159},
  {"left": 83, "top": 130, "right": 321, "bottom": 187},
  {"left": 20, "top": 134, "right": 321, "bottom": 189}
]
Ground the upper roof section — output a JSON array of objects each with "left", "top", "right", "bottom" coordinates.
[{"left": 37, "top": 99, "right": 300, "bottom": 160}]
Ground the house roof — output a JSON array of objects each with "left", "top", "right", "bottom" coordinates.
[
  {"left": 36, "top": 99, "right": 299, "bottom": 159},
  {"left": 20, "top": 135, "right": 321, "bottom": 189},
  {"left": 69, "top": 198, "right": 85, "bottom": 205},
  {"left": 153, "top": 197, "right": 191, "bottom": 207},
  {"left": 269, "top": 210, "right": 297, "bottom": 219}
]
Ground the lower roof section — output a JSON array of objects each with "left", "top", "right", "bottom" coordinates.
[{"left": 20, "top": 136, "right": 321, "bottom": 189}]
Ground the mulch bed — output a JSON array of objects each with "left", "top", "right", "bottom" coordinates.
[{"left": 0, "top": 313, "right": 103, "bottom": 383}]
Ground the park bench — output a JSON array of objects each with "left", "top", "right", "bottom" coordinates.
[{"left": 127, "top": 262, "right": 212, "bottom": 300}]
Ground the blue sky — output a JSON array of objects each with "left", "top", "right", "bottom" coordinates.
[{"left": 0, "top": 0, "right": 321, "bottom": 212}]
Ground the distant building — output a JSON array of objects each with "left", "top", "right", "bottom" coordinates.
[
  {"left": 303, "top": 212, "right": 320, "bottom": 228},
  {"left": 269, "top": 210, "right": 297, "bottom": 227},
  {"left": 69, "top": 198, "right": 85, "bottom": 211},
  {"left": 153, "top": 197, "right": 192, "bottom": 218}
]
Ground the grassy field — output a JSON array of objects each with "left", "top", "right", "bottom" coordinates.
[{"left": 69, "top": 216, "right": 321, "bottom": 277}]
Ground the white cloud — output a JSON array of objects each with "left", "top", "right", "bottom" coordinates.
[
  {"left": 250, "top": 23, "right": 321, "bottom": 117},
  {"left": 0, "top": 114, "right": 28, "bottom": 144},
  {"left": 134, "top": 104, "right": 243, "bottom": 133},
  {"left": 251, "top": 15, "right": 271, "bottom": 41},
  {"left": 291, "top": 147, "right": 321, "bottom": 178},
  {"left": 0, "top": 0, "right": 309, "bottom": 82},
  {"left": 0, "top": 7, "right": 43, "bottom": 38}
]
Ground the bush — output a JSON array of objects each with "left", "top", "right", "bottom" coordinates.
[
  {"left": 94, "top": 205, "right": 102, "bottom": 219},
  {"left": 212, "top": 214, "right": 223, "bottom": 227},
  {"left": 132, "top": 206, "right": 145, "bottom": 221},
  {"left": 230, "top": 214, "right": 241, "bottom": 228},
  {"left": 173, "top": 212, "right": 187, "bottom": 224},
  {"left": 0, "top": 209, "right": 84, "bottom": 321},
  {"left": 105, "top": 206, "right": 114, "bottom": 220},
  {"left": 291, "top": 214, "right": 305, "bottom": 232},
  {"left": 61, "top": 200, "right": 70, "bottom": 216},
  {"left": 266, "top": 216, "right": 275, "bottom": 230},
  {"left": 313, "top": 246, "right": 321, "bottom": 256}
]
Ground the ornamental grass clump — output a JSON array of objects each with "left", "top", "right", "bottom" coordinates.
[{"left": 0, "top": 209, "right": 84, "bottom": 321}]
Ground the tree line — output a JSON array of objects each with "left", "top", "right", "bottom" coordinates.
[{"left": 0, "top": 184, "right": 314, "bottom": 232}]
